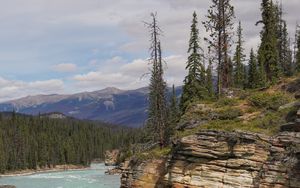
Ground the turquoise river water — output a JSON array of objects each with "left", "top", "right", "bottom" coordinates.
[{"left": 0, "top": 163, "right": 120, "bottom": 188}]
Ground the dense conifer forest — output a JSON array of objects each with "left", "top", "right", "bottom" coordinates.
[{"left": 0, "top": 112, "right": 136, "bottom": 173}]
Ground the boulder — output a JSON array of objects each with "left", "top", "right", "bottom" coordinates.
[
  {"left": 281, "top": 122, "right": 300, "bottom": 132},
  {"left": 279, "top": 101, "right": 300, "bottom": 110},
  {"left": 295, "top": 91, "right": 300, "bottom": 99}
]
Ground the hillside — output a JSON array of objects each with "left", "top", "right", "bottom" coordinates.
[{"left": 119, "top": 75, "right": 300, "bottom": 187}]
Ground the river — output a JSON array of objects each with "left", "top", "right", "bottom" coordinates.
[{"left": 0, "top": 163, "right": 120, "bottom": 188}]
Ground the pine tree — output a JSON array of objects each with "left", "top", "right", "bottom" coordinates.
[
  {"left": 243, "top": 65, "right": 248, "bottom": 88},
  {"left": 296, "top": 26, "right": 300, "bottom": 73},
  {"left": 0, "top": 129, "right": 6, "bottom": 173},
  {"left": 257, "top": 0, "right": 280, "bottom": 84},
  {"left": 275, "top": 2, "right": 283, "bottom": 74},
  {"left": 206, "top": 59, "right": 214, "bottom": 98},
  {"left": 203, "top": 0, "right": 235, "bottom": 96},
  {"left": 180, "top": 12, "right": 207, "bottom": 112},
  {"left": 233, "top": 21, "right": 246, "bottom": 88},
  {"left": 281, "top": 22, "right": 293, "bottom": 76},
  {"left": 168, "top": 85, "right": 179, "bottom": 130},
  {"left": 228, "top": 57, "right": 234, "bottom": 87},
  {"left": 146, "top": 13, "right": 168, "bottom": 148},
  {"left": 247, "top": 49, "right": 259, "bottom": 89},
  {"left": 275, "top": 3, "right": 293, "bottom": 76}
]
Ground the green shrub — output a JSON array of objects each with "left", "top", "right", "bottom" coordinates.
[
  {"left": 216, "top": 107, "right": 243, "bottom": 120},
  {"left": 248, "top": 92, "right": 290, "bottom": 110},
  {"left": 135, "top": 147, "right": 171, "bottom": 160},
  {"left": 245, "top": 106, "right": 258, "bottom": 114},
  {"left": 215, "top": 98, "right": 239, "bottom": 107}
]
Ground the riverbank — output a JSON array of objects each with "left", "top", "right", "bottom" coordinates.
[
  {"left": 0, "top": 163, "right": 120, "bottom": 188},
  {"left": 0, "top": 164, "right": 89, "bottom": 177}
]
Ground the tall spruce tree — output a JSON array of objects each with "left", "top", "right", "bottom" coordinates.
[
  {"left": 146, "top": 13, "right": 168, "bottom": 148},
  {"left": 296, "top": 27, "right": 300, "bottom": 73},
  {"left": 169, "top": 85, "right": 179, "bottom": 126},
  {"left": 247, "top": 48, "right": 259, "bottom": 89},
  {"left": 275, "top": 3, "right": 293, "bottom": 76},
  {"left": 257, "top": 0, "right": 280, "bottom": 84},
  {"left": 203, "top": 0, "right": 235, "bottom": 96},
  {"left": 233, "top": 21, "right": 246, "bottom": 88},
  {"left": 281, "top": 22, "right": 293, "bottom": 76},
  {"left": 228, "top": 57, "right": 234, "bottom": 87},
  {"left": 206, "top": 58, "right": 214, "bottom": 98},
  {"left": 180, "top": 12, "right": 207, "bottom": 112}
]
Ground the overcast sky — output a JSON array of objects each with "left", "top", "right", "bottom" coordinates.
[{"left": 0, "top": 0, "right": 299, "bottom": 101}]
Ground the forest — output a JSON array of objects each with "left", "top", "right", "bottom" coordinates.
[{"left": 0, "top": 112, "right": 136, "bottom": 173}]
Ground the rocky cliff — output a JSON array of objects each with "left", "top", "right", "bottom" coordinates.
[
  {"left": 120, "top": 77, "right": 300, "bottom": 187},
  {"left": 121, "top": 130, "right": 300, "bottom": 188},
  {"left": 105, "top": 149, "right": 120, "bottom": 166}
]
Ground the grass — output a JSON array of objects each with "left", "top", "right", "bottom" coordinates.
[
  {"left": 177, "top": 105, "right": 296, "bottom": 138},
  {"left": 248, "top": 91, "right": 291, "bottom": 110},
  {"left": 214, "top": 97, "right": 240, "bottom": 108},
  {"left": 216, "top": 107, "right": 243, "bottom": 120},
  {"left": 135, "top": 146, "right": 171, "bottom": 161}
]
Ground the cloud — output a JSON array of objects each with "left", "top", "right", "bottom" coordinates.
[
  {"left": 0, "top": 0, "right": 299, "bottom": 100},
  {"left": 73, "top": 54, "right": 186, "bottom": 91},
  {"left": 0, "top": 77, "right": 64, "bottom": 102},
  {"left": 52, "top": 63, "right": 77, "bottom": 72}
]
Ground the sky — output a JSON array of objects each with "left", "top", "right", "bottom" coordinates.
[{"left": 0, "top": 0, "right": 299, "bottom": 101}]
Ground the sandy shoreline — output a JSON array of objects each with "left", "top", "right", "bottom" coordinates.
[{"left": 0, "top": 165, "right": 90, "bottom": 177}]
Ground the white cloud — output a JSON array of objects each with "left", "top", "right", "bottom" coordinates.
[
  {"left": 52, "top": 63, "right": 77, "bottom": 72},
  {"left": 0, "top": 77, "right": 64, "bottom": 102},
  {"left": 0, "top": 0, "right": 299, "bottom": 100},
  {"left": 73, "top": 54, "right": 187, "bottom": 91}
]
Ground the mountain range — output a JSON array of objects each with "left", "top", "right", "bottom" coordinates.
[{"left": 0, "top": 87, "right": 181, "bottom": 127}]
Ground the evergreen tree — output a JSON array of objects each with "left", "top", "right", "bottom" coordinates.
[
  {"left": 281, "top": 22, "right": 293, "bottom": 76},
  {"left": 247, "top": 49, "right": 259, "bottom": 89},
  {"left": 169, "top": 85, "right": 179, "bottom": 122},
  {"left": 203, "top": 0, "right": 235, "bottom": 96},
  {"left": 275, "top": 3, "right": 293, "bottom": 76},
  {"left": 146, "top": 13, "right": 168, "bottom": 148},
  {"left": 228, "top": 57, "right": 234, "bottom": 87},
  {"left": 233, "top": 21, "right": 246, "bottom": 88},
  {"left": 296, "top": 26, "right": 300, "bottom": 73},
  {"left": 206, "top": 59, "right": 214, "bottom": 98},
  {"left": 180, "top": 12, "right": 207, "bottom": 112},
  {"left": 257, "top": 0, "right": 280, "bottom": 84},
  {"left": 243, "top": 65, "right": 248, "bottom": 88}
]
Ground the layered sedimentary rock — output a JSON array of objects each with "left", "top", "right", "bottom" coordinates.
[
  {"left": 164, "top": 130, "right": 300, "bottom": 188},
  {"left": 121, "top": 159, "right": 167, "bottom": 188},
  {"left": 105, "top": 149, "right": 120, "bottom": 166},
  {"left": 121, "top": 130, "right": 300, "bottom": 188}
]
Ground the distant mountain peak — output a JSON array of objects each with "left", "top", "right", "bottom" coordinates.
[
  {"left": 98, "top": 87, "right": 123, "bottom": 94},
  {"left": 0, "top": 86, "right": 182, "bottom": 127}
]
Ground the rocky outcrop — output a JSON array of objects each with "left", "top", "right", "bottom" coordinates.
[
  {"left": 280, "top": 107, "right": 300, "bottom": 132},
  {"left": 164, "top": 131, "right": 300, "bottom": 188},
  {"left": 0, "top": 186, "right": 16, "bottom": 188},
  {"left": 121, "top": 159, "right": 167, "bottom": 188},
  {"left": 105, "top": 149, "right": 120, "bottom": 166},
  {"left": 121, "top": 130, "right": 300, "bottom": 188}
]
